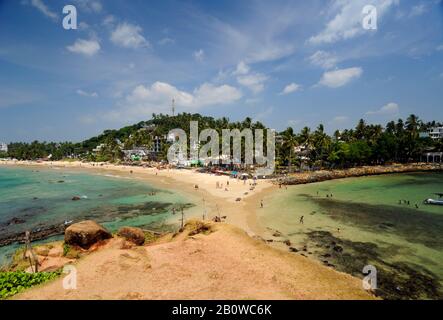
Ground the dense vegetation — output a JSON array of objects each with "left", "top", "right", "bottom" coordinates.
[
  {"left": 2, "top": 113, "right": 442, "bottom": 170},
  {"left": 278, "top": 116, "right": 443, "bottom": 170},
  {"left": 0, "top": 271, "right": 60, "bottom": 299}
]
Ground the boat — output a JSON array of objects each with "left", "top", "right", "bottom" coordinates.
[{"left": 423, "top": 193, "right": 443, "bottom": 205}]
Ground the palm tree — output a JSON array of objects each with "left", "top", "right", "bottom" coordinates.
[
  {"left": 299, "top": 126, "right": 311, "bottom": 146},
  {"left": 312, "top": 124, "right": 330, "bottom": 168},
  {"left": 282, "top": 127, "right": 298, "bottom": 173},
  {"left": 355, "top": 119, "right": 367, "bottom": 140},
  {"left": 405, "top": 114, "right": 421, "bottom": 160}
]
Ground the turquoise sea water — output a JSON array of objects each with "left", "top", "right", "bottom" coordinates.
[
  {"left": 259, "top": 172, "right": 443, "bottom": 299},
  {"left": 0, "top": 166, "right": 196, "bottom": 266}
]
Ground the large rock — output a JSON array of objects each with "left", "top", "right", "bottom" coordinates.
[
  {"left": 64, "top": 220, "right": 112, "bottom": 249},
  {"left": 117, "top": 226, "right": 145, "bottom": 246}
]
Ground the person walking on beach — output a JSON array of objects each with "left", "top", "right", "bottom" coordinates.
[
  {"left": 260, "top": 200, "right": 264, "bottom": 208},
  {"left": 299, "top": 216, "right": 304, "bottom": 224}
]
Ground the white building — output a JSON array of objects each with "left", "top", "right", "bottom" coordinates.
[
  {"left": 429, "top": 127, "right": 443, "bottom": 139},
  {"left": 420, "top": 127, "right": 443, "bottom": 140},
  {"left": 0, "top": 142, "right": 7, "bottom": 153}
]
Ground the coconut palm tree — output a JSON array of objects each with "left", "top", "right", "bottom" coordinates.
[{"left": 282, "top": 127, "right": 298, "bottom": 173}]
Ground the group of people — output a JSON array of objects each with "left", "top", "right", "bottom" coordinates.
[{"left": 398, "top": 199, "right": 419, "bottom": 209}]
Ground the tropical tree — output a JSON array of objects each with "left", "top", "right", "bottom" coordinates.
[{"left": 282, "top": 127, "right": 298, "bottom": 173}]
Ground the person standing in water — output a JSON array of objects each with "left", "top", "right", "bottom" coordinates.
[{"left": 299, "top": 216, "right": 304, "bottom": 224}]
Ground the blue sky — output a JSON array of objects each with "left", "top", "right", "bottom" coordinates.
[{"left": 0, "top": 0, "right": 442, "bottom": 142}]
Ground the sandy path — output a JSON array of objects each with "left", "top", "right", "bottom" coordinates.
[{"left": 15, "top": 222, "right": 375, "bottom": 300}]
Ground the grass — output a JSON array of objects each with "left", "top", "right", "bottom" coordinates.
[
  {"left": 63, "top": 243, "right": 81, "bottom": 259},
  {"left": 0, "top": 271, "right": 60, "bottom": 299}
]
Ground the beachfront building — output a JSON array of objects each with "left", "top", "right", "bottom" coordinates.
[
  {"left": 92, "top": 143, "right": 106, "bottom": 153},
  {"left": 139, "top": 124, "right": 169, "bottom": 157},
  {"left": 421, "top": 152, "right": 443, "bottom": 163},
  {"left": 122, "top": 147, "right": 149, "bottom": 161},
  {"left": 420, "top": 127, "right": 443, "bottom": 140},
  {"left": 0, "top": 142, "right": 8, "bottom": 153}
]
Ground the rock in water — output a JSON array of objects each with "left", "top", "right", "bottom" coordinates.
[
  {"left": 117, "top": 226, "right": 145, "bottom": 246},
  {"left": 65, "top": 220, "right": 112, "bottom": 249}
]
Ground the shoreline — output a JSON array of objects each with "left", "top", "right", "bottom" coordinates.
[{"left": 0, "top": 160, "right": 274, "bottom": 238}]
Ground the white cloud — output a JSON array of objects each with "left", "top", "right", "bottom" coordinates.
[
  {"left": 246, "top": 45, "right": 295, "bottom": 64},
  {"left": 110, "top": 23, "right": 149, "bottom": 49},
  {"left": 29, "top": 0, "right": 58, "bottom": 20},
  {"left": 78, "top": 22, "right": 89, "bottom": 30},
  {"left": 205, "top": 6, "right": 298, "bottom": 65},
  {"left": 366, "top": 102, "right": 399, "bottom": 116},
  {"left": 436, "top": 44, "right": 443, "bottom": 51},
  {"left": 309, "top": 0, "right": 399, "bottom": 45},
  {"left": 102, "top": 15, "right": 115, "bottom": 27},
  {"left": 309, "top": 51, "right": 338, "bottom": 69},
  {"left": 232, "top": 61, "right": 268, "bottom": 94},
  {"left": 106, "top": 82, "right": 242, "bottom": 122},
  {"left": 318, "top": 67, "right": 363, "bottom": 88},
  {"left": 280, "top": 83, "right": 301, "bottom": 95},
  {"left": 245, "top": 98, "right": 261, "bottom": 104},
  {"left": 193, "top": 49, "right": 205, "bottom": 62},
  {"left": 67, "top": 39, "right": 100, "bottom": 56},
  {"left": 237, "top": 73, "right": 268, "bottom": 94},
  {"left": 409, "top": 4, "right": 428, "bottom": 17},
  {"left": 76, "top": 89, "right": 98, "bottom": 97},
  {"left": 331, "top": 116, "right": 349, "bottom": 125},
  {"left": 158, "top": 37, "right": 175, "bottom": 45},
  {"left": 75, "top": 0, "right": 102, "bottom": 13},
  {"left": 233, "top": 61, "right": 250, "bottom": 75},
  {"left": 288, "top": 119, "right": 302, "bottom": 127}
]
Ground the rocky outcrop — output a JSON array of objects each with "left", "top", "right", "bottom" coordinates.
[
  {"left": 117, "top": 226, "right": 145, "bottom": 246},
  {"left": 64, "top": 220, "right": 112, "bottom": 249},
  {"left": 276, "top": 163, "right": 443, "bottom": 185}
]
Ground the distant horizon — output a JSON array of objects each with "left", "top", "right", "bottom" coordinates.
[{"left": 1, "top": 0, "right": 443, "bottom": 142}]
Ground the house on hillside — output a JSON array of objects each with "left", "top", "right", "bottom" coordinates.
[{"left": 0, "top": 142, "right": 8, "bottom": 153}]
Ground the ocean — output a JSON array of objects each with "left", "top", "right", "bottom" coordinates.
[
  {"left": 0, "top": 165, "right": 195, "bottom": 266},
  {"left": 259, "top": 172, "right": 443, "bottom": 299}
]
